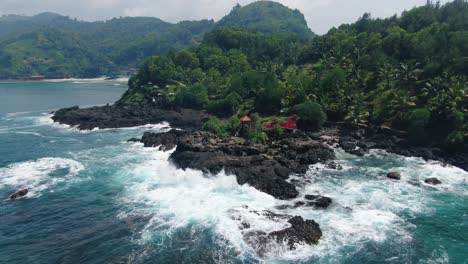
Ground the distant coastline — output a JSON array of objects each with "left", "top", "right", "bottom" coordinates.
[{"left": 0, "top": 77, "right": 129, "bottom": 83}]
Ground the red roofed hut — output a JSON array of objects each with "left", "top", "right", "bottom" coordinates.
[
  {"left": 240, "top": 115, "right": 252, "bottom": 123},
  {"left": 264, "top": 116, "right": 297, "bottom": 131}
]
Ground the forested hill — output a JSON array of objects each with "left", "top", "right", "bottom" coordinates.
[
  {"left": 0, "top": 14, "right": 215, "bottom": 79},
  {"left": 0, "top": 1, "right": 314, "bottom": 79},
  {"left": 217, "top": 1, "right": 314, "bottom": 37},
  {"left": 121, "top": 0, "right": 467, "bottom": 152}
]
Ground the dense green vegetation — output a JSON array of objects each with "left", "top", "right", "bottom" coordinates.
[
  {"left": 0, "top": 1, "right": 311, "bottom": 79},
  {"left": 217, "top": 1, "right": 314, "bottom": 38},
  {"left": 122, "top": 0, "right": 467, "bottom": 151},
  {"left": 0, "top": 13, "right": 214, "bottom": 79}
]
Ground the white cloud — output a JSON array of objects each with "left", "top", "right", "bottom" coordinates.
[
  {"left": 124, "top": 7, "right": 149, "bottom": 17},
  {"left": 0, "top": 0, "right": 453, "bottom": 34}
]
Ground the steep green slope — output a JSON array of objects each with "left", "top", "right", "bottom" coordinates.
[
  {"left": 0, "top": 14, "right": 215, "bottom": 79},
  {"left": 0, "top": 29, "right": 115, "bottom": 79},
  {"left": 0, "top": 1, "right": 316, "bottom": 79},
  {"left": 123, "top": 0, "right": 467, "bottom": 151},
  {"left": 217, "top": 1, "right": 314, "bottom": 38}
]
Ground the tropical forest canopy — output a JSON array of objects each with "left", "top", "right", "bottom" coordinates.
[
  {"left": 120, "top": 0, "right": 467, "bottom": 151},
  {"left": 0, "top": 1, "right": 312, "bottom": 79}
]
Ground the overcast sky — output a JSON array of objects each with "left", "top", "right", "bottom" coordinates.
[{"left": 0, "top": 0, "right": 451, "bottom": 34}]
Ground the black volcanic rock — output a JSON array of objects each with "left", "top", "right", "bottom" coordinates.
[
  {"left": 167, "top": 130, "right": 334, "bottom": 200},
  {"left": 268, "top": 216, "right": 322, "bottom": 249},
  {"left": 9, "top": 189, "right": 28, "bottom": 199},
  {"left": 387, "top": 172, "right": 401, "bottom": 180},
  {"left": 140, "top": 129, "right": 187, "bottom": 150},
  {"left": 52, "top": 104, "right": 212, "bottom": 130},
  {"left": 425, "top": 178, "right": 442, "bottom": 185},
  {"left": 304, "top": 195, "right": 333, "bottom": 208}
]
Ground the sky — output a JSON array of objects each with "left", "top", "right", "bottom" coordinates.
[{"left": 0, "top": 0, "right": 452, "bottom": 34}]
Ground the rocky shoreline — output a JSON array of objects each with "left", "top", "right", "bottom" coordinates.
[
  {"left": 53, "top": 105, "right": 467, "bottom": 172},
  {"left": 51, "top": 104, "right": 467, "bottom": 249},
  {"left": 139, "top": 129, "right": 334, "bottom": 199},
  {"left": 52, "top": 104, "right": 212, "bottom": 130}
]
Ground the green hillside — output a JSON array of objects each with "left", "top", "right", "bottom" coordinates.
[
  {"left": 217, "top": 1, "right": 314, "bottom": 37},
  {"left": 0, "top": 29, "right": 115, "bottom": 79},
  {"left": 0, "top": 14, "right": 215, "bottom": 79},
  {"left": 0, "top": 1, "right": 315, "bottom": 79},
  {"left": 122, "top": 0, "right": 467, "bottom": 151}
]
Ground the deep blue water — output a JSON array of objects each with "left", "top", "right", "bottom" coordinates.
[{"left": 0, "top": 81, "right": 467, "bottom": 264}]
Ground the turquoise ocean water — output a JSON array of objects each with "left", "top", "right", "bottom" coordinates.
[{"left": 0, "top": 81, "right": 467, "bottom": 264}]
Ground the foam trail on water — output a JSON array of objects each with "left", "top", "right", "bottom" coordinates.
[
  {"left": 34, "top": 113, "right": 172, "bottom": 133},
  {"left": 0, "top": 157, "right": 84, "bottom": 197},
  {"left": 116, "top": 147, "right": 291, "bottom": 259}
]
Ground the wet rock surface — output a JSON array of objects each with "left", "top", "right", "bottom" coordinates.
[
  {"left": 311, "top": 123, "right": 467, "bottom": 172},
  {"left": 268, "top": 216, "right": 322, "bottom": 249},
  {"left": 162, "top": 130, "right": 334, "bottom": 200},
  {"left": 140, "top": 129, "right": 186, "bottom": 150},
  {"left": 52, "top": 104, "right": 212, "bottom": 130},
  {"left": 9, "top": 189, "right": 28, "bottom": 199},
  {"left": 229, "top": 208, "right": 323, "bottom": 255},
  {"left": 53, "top": 102, "right": 467, "bottom": 172},
  {"left": 425, "top": 177, "right": 442, "bottom": 185},
  {"left": 275, "top": 195, "right": 333, "bottom": 210},
  {"left": 304, "top": 195, "right": 333, "bottom": 208},
  {"left": 387, "top": 172, "right": 401, "bottom": 180}
]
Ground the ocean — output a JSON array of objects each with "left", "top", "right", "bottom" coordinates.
[{"left": 0, "top": 81, "right": 467, "bottom": 264}]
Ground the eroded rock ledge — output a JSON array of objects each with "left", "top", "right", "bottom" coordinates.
[
  {"left": 52, "top": 104, "right": 212, "bottom": 130},
  {"left": 138, "top": 129, "right": 334, "bottom": 200}
]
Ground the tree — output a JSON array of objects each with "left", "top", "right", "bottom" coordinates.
[
  {"left": 203, "top": 118, "right": 228, "bottom": 137},
  {"left": 174, "top": 84, "right": 209, "bottom": 109},
  {"left": 139, "top": 56, "right": 176, "bottom": 87},
  {"left": 297, "top": 101, "right": 327, "bottom": 131},
  {"left": 404, "top": 108, "right": 432, "bottom": 145}
]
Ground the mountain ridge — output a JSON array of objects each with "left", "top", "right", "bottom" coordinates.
[{"left": 0, "top": 1, "right": 313, "bottom": 79}]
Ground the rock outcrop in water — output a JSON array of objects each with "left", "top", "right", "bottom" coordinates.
[
  {"left": 9, "top": 189, "right": 28, "bottom": 199},
  {"left": 230, "top": 208, "right": 323, "bottom": 254},
  {"left": 140, "top": 129, "right": 334, "bottom": 200},
  {"left": 425, "top": 178, "right": 442, "bottom": 185},
  {"left": 52, "top": 103, "right": 467, "bottom": 172},
  {"left": 387, "top": 172, "right": 401, "bottom": 180},
  {"left": 311, "top": 124, "right": 468, "bottom": 172},
  {"left": 269, "top": 216, "right": 322, "bottom": 249},
  {"left": 52, "top": 104, "right": 212, "bottom": 130}
]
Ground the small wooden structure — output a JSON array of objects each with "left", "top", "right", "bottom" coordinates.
[
  {"left": 264, "top": 116, "right": 298, "bottom": 131},
  {"left": 240, "top": 115, "right": 252, "bottom": 123},
  {"left": 240, "top": 115, "right": 252, "bottom": 136}
]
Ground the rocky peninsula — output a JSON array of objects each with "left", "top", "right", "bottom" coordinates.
[{"left": 51, "top": 103, "right": 467, "bottom": 249}]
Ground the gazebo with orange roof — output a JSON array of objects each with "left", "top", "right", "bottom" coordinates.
[{"left": 240, "top": 115, "right": 252, "bottom": 123}]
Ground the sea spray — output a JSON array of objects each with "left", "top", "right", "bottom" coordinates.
[{"left": 1, "top": 109, "right": 467, "bottom": 263}]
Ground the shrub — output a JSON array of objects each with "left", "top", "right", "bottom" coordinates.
[
  {"left": 254, "top": 84, "right": 284, "bottom": 115},
  {"left": 250, "top": 113, "right": 262, "bottom": 129},
  {"left": 207, "top": 92, "right": 242, "bottom": 117},
  {"left": 202, "top": 118, "right": 228, "bottom": 137},
  {"left": 297, "top": 101, "right": 327, "bottom": 131},
  {"left": 247, "top": 130, "right": 268, "bottom": 143},
  {"left": 444, "top": 130, "right": 466, "bottom": 150},
  {"left": 226, "top": 116, "right": 241, "bottom": 134},
  {"left": 406, "top": 108, "right": 431, "bottom": 145},
  {"left": 272, "top": 125, "right": 285, "bottom": 139},
  {"left": 174, "top": 84, "right": 208, "bottom": 109}
]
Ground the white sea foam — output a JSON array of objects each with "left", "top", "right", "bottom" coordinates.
[
  {"left": 98, "top": 142, "right": 467, "bottom": 262},
  {"left": 113, "top": 146, "right": 420, "bottom": 261},
  {"left": 367, "top": 149, "right": 468, "bottom": 193},
  {"left": 116, "top": 148, "right": 289, "bottom": 258},
  {"left": 0, "top": 157, "right": 84, "bottom": 197},
  {"left": 33, "top": 113, "right": 172, "bottom": 133}
]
